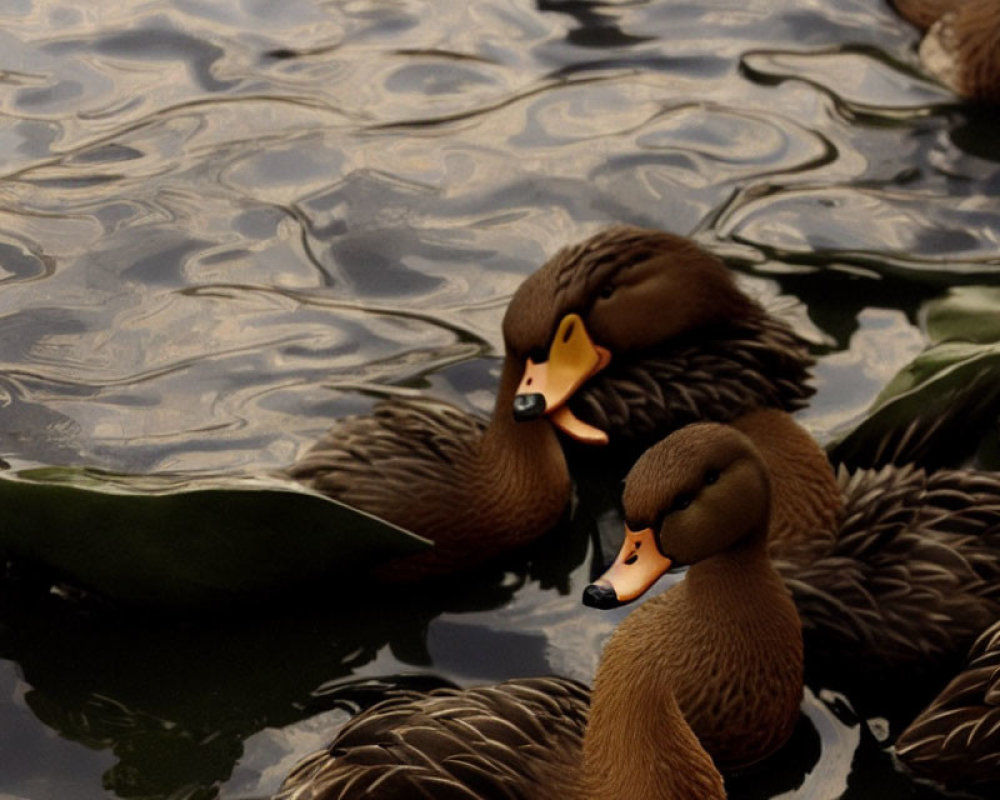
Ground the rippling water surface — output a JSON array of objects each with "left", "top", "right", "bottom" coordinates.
[{"left": 1, "top": 1, "right": 999, "bottom": 798}]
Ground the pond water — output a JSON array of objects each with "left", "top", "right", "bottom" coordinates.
[{"left": 1, "top": 0, "right": 999, "bottom": 798}]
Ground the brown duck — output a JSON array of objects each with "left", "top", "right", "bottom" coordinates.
[
  {"left": 588, "top": 409, "right": 1000, "bottom": 794},
  {"left": 293, "top": 227, "right": 999, "bottom": 674},
  {"left": 892, "top": 0, "right": 1000, "bottom": 103},
  {"left": 275, "top": 423, "right": 804, "bottom": 799},
  {"left": 497, "top": 227, "right": 1000, "bottom": 679},
  {"left": 290, "top": 226, "right": 1000, "bottom": 791},
  {"left": 288, "top": 226, "right": 813, "bottom": 580}
]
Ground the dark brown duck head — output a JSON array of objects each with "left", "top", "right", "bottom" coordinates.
[
  {"left": 502, "top": 226, "right": 814, "bottom": 447},
  {"left": 583, "top": 423, "right": 771, "bottom": 608}
]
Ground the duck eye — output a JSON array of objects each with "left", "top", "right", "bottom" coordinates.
[
  {"left": 704, "top": 468, "right": 720, "bottom": 486},
  {"left": 670, "top": 492, "right": 693, "bottom": 512},
  {"left": 598, "top": 284, "right": 615, "bottom": 300}
]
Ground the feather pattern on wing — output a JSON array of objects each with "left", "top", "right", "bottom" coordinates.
[
  {"left": 573, "top": 314, "right": 815, "bottom": 442},
  {"left": 895, "top": 618, "right": 1000, "bottom": 789},
  {"left": 275, "top": 678, "right": 590, "bottom": 800},
  {"left": 775, "top": 463, "right": 1000, "bottom": 673}
]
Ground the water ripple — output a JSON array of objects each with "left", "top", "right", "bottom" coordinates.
[{"left": 0, "top": 1, "right": 996, "bottom": 798}]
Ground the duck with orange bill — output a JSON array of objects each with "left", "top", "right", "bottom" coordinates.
[
  {"left": 584, "top": 422, "right": 804, "bottom": 770},
  {"left": 288, "top": 226, "right": 814, "bottom": 581},
  {"left": 275, "top": 422, "right": 809, "bottom": 800}
]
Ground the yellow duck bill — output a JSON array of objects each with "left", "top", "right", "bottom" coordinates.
[
  {"left": 512, "top": 313, "right": 611, "bottom": 444},
  {"left": 582, "top": 526, "right": 672, "bottom": 609}
]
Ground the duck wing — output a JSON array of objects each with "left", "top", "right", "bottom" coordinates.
[
  {"left": 275, "top": 677, "right": 589, "bottom": 800},
  {"left": 571, "top": 314, "right": 814, "bottom": 442},
  {"left": 774, "top": 464, "right": 1000, "bottom": 676},
  {"left": 895, "top": 618, "right": 1000, "bottom": 792},
  {"left": 287, "top": 398, "right": 487, "bottom": 520}
]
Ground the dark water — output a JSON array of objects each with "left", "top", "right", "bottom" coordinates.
[{"left": 1, "top": 1, "right": 999, "bottom": 798}]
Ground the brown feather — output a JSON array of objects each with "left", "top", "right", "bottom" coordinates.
[
  {"left": 287, "top": 360, "right": 570, "bottom": 581},
  {"left": 896, "top": 619, "right": 1000, "bottom": 789},
  {"left": 274, "top": 675, "right": 724, "bottom": 800},
  {"left": 775, "top": 462, "right": 1000, "bottom": 674},
  {"left": 893, "top": 0, "right": 1000, "bottom": 103}
]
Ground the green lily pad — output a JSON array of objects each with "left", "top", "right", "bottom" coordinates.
[
  {"left": 0, "top": 468, "right": 430, "bottom": 609},
  {"left": 923, "top": 286, "right": 1000, "bottom": 345},
  {"left": 830, "top": 286, "right": 1000, "bottom": 469}
]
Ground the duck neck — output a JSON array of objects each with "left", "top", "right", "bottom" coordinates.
[
  {"left": 471, "top": 357, "right": 570, "bottom": 540},
  {"left": 730, "top": 408, "right": 842, "bottom": 556},
  {"left": 480, "top": 357, "right": 566, "bottom": 476},
  {"left": 581, "top": 666, "right": 725, "bottom": 800},
  {"left": 684, "top": 524, "right": 780, "bottom": 612},
  {"left": 371, "top": 356, "right": 570, "bottom": 581},
  {"left": 679, "top": 522, "right": 803, "bottom": 769}
]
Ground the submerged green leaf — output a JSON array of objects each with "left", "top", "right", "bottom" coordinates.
[{"left": 0, "top": 469, "right": 430, "bottom": 608}]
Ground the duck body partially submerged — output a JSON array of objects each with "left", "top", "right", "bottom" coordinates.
[
  {"left": 278, "top": 424, "right": 798, "bottom": 800},
  {"left": 289, "top": 357, "right": 570, "bottom": 581},
  {"left": 727, "top": 408, "right": 1000, "bottom": 678},
  {"left": 289, "top": 226, "right": 815, "bottom": 581}
]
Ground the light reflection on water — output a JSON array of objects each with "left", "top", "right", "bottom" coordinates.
[{"left": 1, "top": 0, "right": 998, "bottom": 798}]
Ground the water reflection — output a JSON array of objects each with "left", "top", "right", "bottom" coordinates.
[
  {"left": 1, "top": 0, "right": 998, "bottom": 797},
  {"left": 0, "top": 545, "right": 558, "bottom": 799}
]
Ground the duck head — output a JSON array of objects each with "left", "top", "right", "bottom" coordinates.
[
  {"left": 503, "top": 226, "right": 760, "bottom": 445},
  {"left": 582, "top": 423, "right": 771, "bottom": 608}
]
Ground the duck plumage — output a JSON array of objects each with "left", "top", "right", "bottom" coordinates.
[
  {"left": 778, "top": 460, "right": 1000, "bottom": 673},
  {"left": 277, "top": 423, "right": 810, "bottom": 800},
  {"left": 288, "top": 226, "right": 815, "bottom": 580},
  {"left": 289, "top": 358, "right": 571, "bottom": 581},
  {"left": 893, "top": 0, "right": 1000, "bottom": 103},
  {"left": 895, "top": 618, "right": 1000, "bottom": 790},
  {"left": 276, "top": 677, "right": 591, "bottom": 800}
]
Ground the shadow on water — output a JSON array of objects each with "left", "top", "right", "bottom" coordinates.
[{"left": 0, "top": 512, "right": 591, "bottom": 799}]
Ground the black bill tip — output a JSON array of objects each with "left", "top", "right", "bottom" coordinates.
[
  {"left": 513, "top": 392, "right": 546, "bottom": 421},
  {"left": 582, "top": 582, "right": 620, "bottom": 609}
]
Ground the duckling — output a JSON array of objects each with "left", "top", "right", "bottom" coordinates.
[
  {"left": 893, "top": 0, "right": 1000, "bottom": 103},
  {"left": 276, "top": 423, "right": 803, "bottom": 799},
  {"left": 288, "top": 226, "right": 814, "bottom": 580}
]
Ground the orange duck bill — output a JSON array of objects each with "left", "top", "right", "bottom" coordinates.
[
  {"left": 582, "top": 526, "right": 672, "bottom": 609},
  {"left": 512, "top": 313, "right": 611, "bottom": 444}
]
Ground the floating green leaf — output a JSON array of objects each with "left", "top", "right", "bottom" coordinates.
[
  {"left": 830, "top": 286, "right": 1000, "bottom": 469},
  {"left": 0, "top": 468, "right": 430, "bottom": 609},
  {"left": 923, "top": 286, "right": 1000, "bottom": 345}
]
